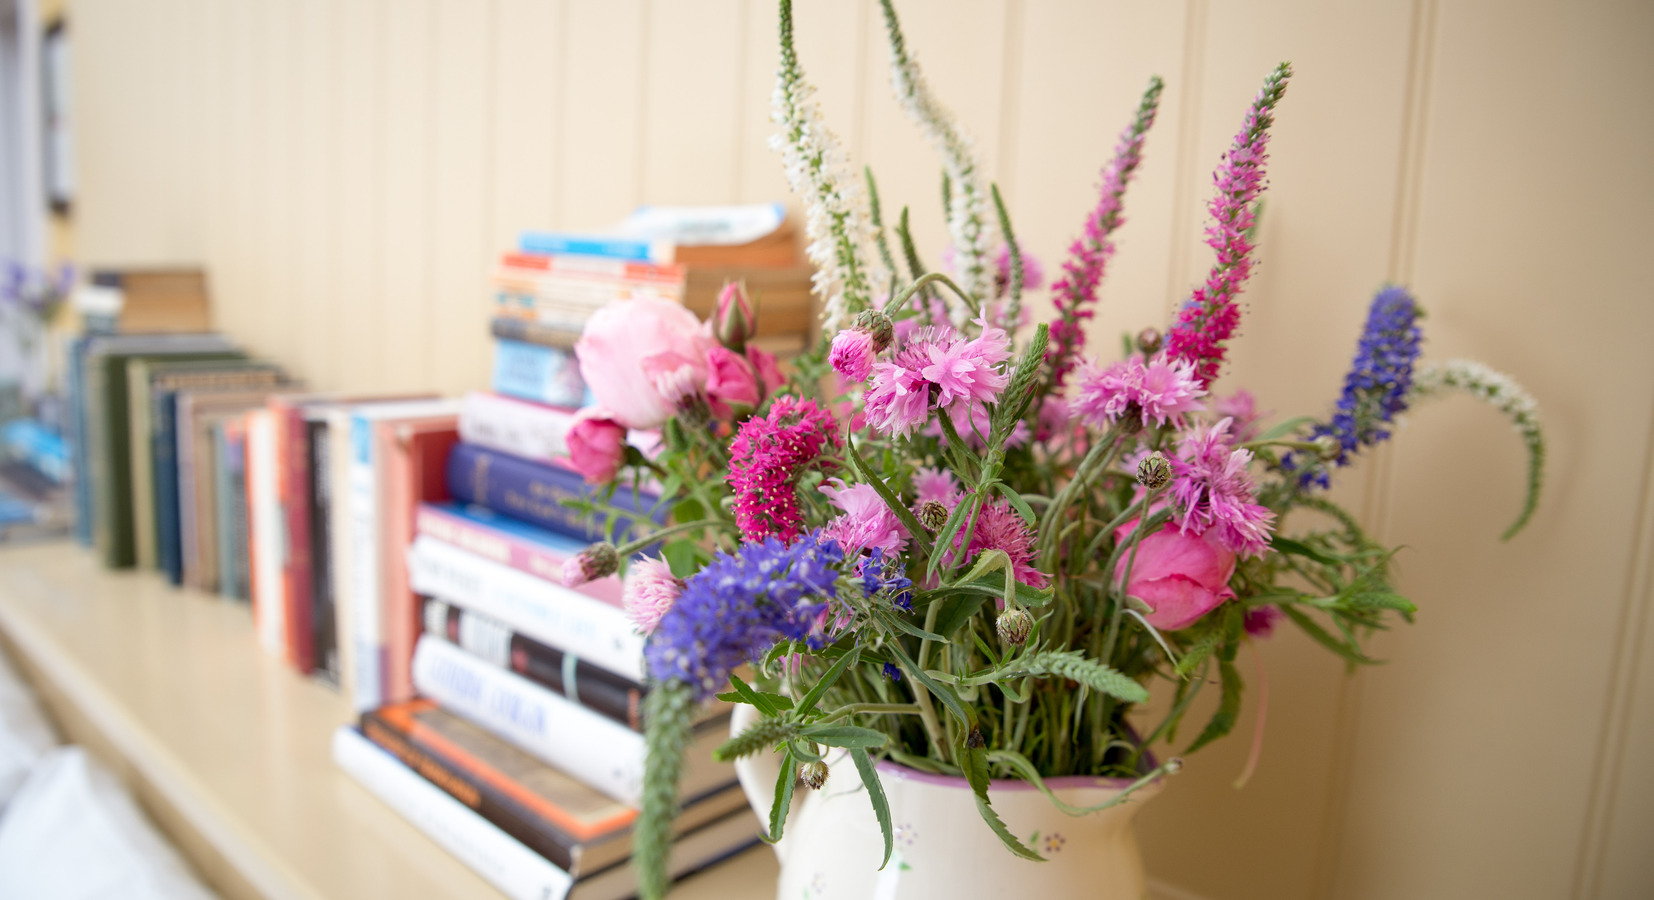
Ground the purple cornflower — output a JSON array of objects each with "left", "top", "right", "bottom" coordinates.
[
  {"left": 1046, "top": 77, "right": 1164, "bottom": 391},
  {"left": 1170, "top": 418, "right": 1276, "bottom": 558},
  {"left": 645, "top": 532, "right": 845, "bottom": 701},
  {"left": 1291, "top": 286, "right": 1424, "bottom": 488},
  {"left": 858, "top": 547, "right": 913, "bottom": 612},
  {"left": 1165, "top": 63, "right": 1291, "bottom": 388}
]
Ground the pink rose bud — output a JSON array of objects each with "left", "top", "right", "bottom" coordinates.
[
  {"left": 705, "top": 346, "right": 762, "bottom": 417},
  {"left": 563, "top": 542, "right": 619, "bottom": 587},
  {"left": 829, "top": 329, "right": 876, "bottom": 383},
  {"left": 566, "top": 408, "right": 629, "bottom": 484},
  {"left": 714, "top": 280, "right": 757, "bottom": 350}
]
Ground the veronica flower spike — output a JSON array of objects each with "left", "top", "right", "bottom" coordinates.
[{"left": 1165, "top": 62, "right": 1292, "bottom": 387}]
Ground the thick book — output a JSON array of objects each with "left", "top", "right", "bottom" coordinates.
[
  {"left": 215, "top": 417, "right": 251, "bottom": 601},
  {"left": 414, "top": 501, "right": 624, "bottom": 608},
  {"left": 422, "top": 599, "right": 645, "bottom": 732},
  {"left": 410, "top": 636, "right": 733, "bottom": 807},
  {"left": 332, "top": 726, "right": 758, "bottom": 900},
  {"left": 362, "top": 699, "right": 749, "bottom": 876},
  {"left": 488, "top": 317, "right": 580, "bottom": 351},
  {"left": 444, "top": 443, "right": 663, "bottom": 546},
  {"left": 345, "top": 398, "right": 464, "bottom": 710},
  {"left": 490, "top": 340, "right": 587, "bottom": 408},
  {"left": 513, "top": 232, "right": 677, "bottom": 265},
  {"left": 406, "top": 535, "right": 643, "bottom": 681},
  {"left": 457, "top": 392, "right": 577, "bottom": 468},
  {"left": 379, "top": 415, "right": 461, "bottom": 704}
]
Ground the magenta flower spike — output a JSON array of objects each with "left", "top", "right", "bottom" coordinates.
[
  {"left": 1046, "top": 77, "right": 1164, "bottom": 391},
  {"left": 1165, "top": 62, "right": 1292, "bottom": 388}
]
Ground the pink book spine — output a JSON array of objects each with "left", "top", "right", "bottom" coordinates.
[{"left": 414, "top": 504, "right": 625, "bottom": 609}]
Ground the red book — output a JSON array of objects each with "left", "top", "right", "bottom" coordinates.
[{"left": 380, "top": 415, "right": 461, "bottom": 704}]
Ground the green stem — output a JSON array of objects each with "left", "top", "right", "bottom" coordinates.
[
  {"left": 822, "top": 702, "right": 922, "bottom": 721},
  {"left": 616, "top": 518, "right": 730, "bottom": 556},
  {"left": 882, "top": 271, "right": 981, "bottom": 319}
]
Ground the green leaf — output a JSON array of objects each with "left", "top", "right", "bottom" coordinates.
[
  {"left": 1185, "top": 659, "right": 1243, "bottom": 754},
  {"left": 1280, "top": 605, "right": 1376, "bottom": 665},
  {"left": 930, "top": 593, "right": 987, "bottom": 640},
  {"left": 1254, "top": 415, "right": 1318, "bottom": 442},
  {"left": 800, "top": 724, "right": 889, "bottom": 749},
  {"left": 718, "top": 674, "right": 794, "bottom": 717},
  {"left": 954, "top": 548, "right": 1012, "bottom": 588},
  {"left": 794, "top": 644, "right": 862, "bottom": 717},
  {"left": 846, "top": 434, "right": 934, "bottom": 559},
  {"left": 986, "top": 749, "right": 1149, "bottom": 817},
  {"left": 927, "top": 497, "right": 974, "bottom": 578},
  {"left": 1270, "top": 535, "right": 1343, "bottom": 567},
  {"left": 887, "top": 641, "right": 976, "bottom": 728},
  {"left": 880, "top": 610, "right": 949, "bottom": 643},
  {"left": 994, "top": 482, "right": 1038, "bottom": 526},
  {"left": 851, "top": 748, "right": 895, "bottom": 868},
  {"left": 1175, "top": 629, "right": 1223, "bottom": 677},
  {"left": 661, "top": 539, "right": 701, "bottom": 578},
  {"left": 764, "top": 747, "right": 797, "bottom": 844},
  {"left": 961, "top": 744, "right": 1043, "bottom": 861}
]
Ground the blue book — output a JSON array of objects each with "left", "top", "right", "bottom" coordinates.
[
  {"left": 68, "top": 337, "right": 93, "bottom": 545},
  {"left": 154, "top": 394, "right": 185, "bottom": 585},
  {"left": 516, "top": 231, "right": 671, "bottom": 263},
  {"left": 444, "top": 444, "right": 665, "bottom": 546},
  {"left": 490, "top": 339, "right": 587, "bottom": 408}
]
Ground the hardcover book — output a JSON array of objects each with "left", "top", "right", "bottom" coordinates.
[
  {"left": 414, "top": 500, "right": 624, "bottom": 608},
  {"left": 490, "top": 340, "right": 587, "bottom": 408},
  {"left": 444, "top": 443, "right": 663, "bottom": 546},
  {"left": 379, "top": 414, "right": 461, "bottom": 703},
  {"left": 215, "top": 417, "right": 250, "bottom": 601},
  {"left": 456, "top": 392, "right": 578, "bottom": 468}
]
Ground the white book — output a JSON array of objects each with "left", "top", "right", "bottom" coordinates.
[
  {"left": 344, "top": 398, "right": 464, "bottom": 712},
  {"left": 457, "top": 391, "right": 577, "bottom": 465},
  {"left": 411, "top": 636, "right": 733, "bottom": 807},
  {"left": 333, "top": 726, "right": 759, "bottom": 900},
  {"left": 245, "top": 409, "right": 286, "bottom": 659},
  {"left": 407, "top": 535, "right": 645, "bottom": 682},
  {"left": 324, "top": 408, "right": 358, "bottom": 705}
]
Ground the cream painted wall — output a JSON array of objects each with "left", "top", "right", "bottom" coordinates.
[{"left": 67, "top": 0, "right": 1654, "bottom": 897}]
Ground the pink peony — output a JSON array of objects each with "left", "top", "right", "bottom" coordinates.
[
  {"left": 819, "top": 478, "right": 908, "bottom": 557},
  {"left": 622, "top": 557, "right": 684, "bottom": 635},
  {"left": 1116, "top": 523, "right": 1237, "bottom": 631},
  {"left": 705, "top": 346, "right": 761, "bottom": 416},
  {"left": 565, "top": 408, "right": 628, "bottom": 484},
  {"left": 830, "top": 329, "right": 877, "bottom": 383},
  {"left": 575, "top": 297, "right": 717, "bottom": 429}
]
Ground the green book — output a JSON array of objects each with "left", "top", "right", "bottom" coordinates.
[
  {"left": 127, "top": 358, "right": 285, "bottom": 569},
  {"left": 83, "top": 335, "right": 239, "bottom": 569}
]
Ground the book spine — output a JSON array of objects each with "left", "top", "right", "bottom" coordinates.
[
  {"left": 220, "top": 422, "right": 251, "bottom": 600},
  {"left": 486, "top": 317, "right": 580, "bottom": 351},
  {"left": 331, "top": 727, "right": 575, "bottom": 900},
  {"left": 346, "top": 414, "right": 384, "bottom": 711},
  {"left": 359, "top": 712, "right": 579, "bottom": 871},
  {"left": 155, "top": 394, "right": 184, "bottom": 585},
  {"left": 444, "top": 443, "right": 660, "bottom": 546},
  {"left": 413, "top": 504, "right": 623, "bottom": 608},
  {"left": 514, "top": 233, "right": 670, "bottom": 264},
  {"left": 457, "top": 393, "right": 576, "bottom": 467},
  {"left": 406, "top": 536, "right": 644, "bottom": 681},
  {"left": 212, "top": 424, "right": 237, "bottom": 597},
  {"left": 279, "top": 405, "right": 317, "bottom": 673},
  {"left": 326, "top": 411, "right": 358, "bottom": 705},
  {"left": 309, "top": 421, "right": 338, "bottom": 684},
  {"left": 490, "top": 340, "right": 587, "bottom": 408},
  {"left": 69, "top": 338, "right": 93, "bottom": 546},
  {"left": 424, "top": 599, "right": 645, "bottom": 732},
  {"left": 410, "top": 637, "right": 646, "bottom": 806},
  {"left": 247, "top": 411, "right": 288, "bottom": 659}
]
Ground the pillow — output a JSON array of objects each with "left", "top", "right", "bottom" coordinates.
[
  {"left": 0, "top": 746, "right": 218, "bottom": 899},
  {"left": 0, "top": 642, "right": 58, "bottom": 807}
]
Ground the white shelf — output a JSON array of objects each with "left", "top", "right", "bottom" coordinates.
[{"left": 0, "top": 541, "right": 777, "bottom": 900}]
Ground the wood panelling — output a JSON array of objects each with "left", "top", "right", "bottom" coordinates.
[{"left": 65, "top": 0, "right": 1654, "bottom": 896}]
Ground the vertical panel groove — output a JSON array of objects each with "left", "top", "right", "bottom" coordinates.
[
  {"left": 729, "top": 1, "right": 750, "bottom": 199},
  {"left": 633, "top": 0, "right": 653, "bottom": 212},
  {"left": 994, "top": 0, "right": 1024, "bottom": 199},
  {"left": 1162, "top": 0, "right": 1207, "bottom": 313}
]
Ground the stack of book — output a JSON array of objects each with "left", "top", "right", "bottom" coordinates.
[
  {"left": 334, "top": 391, "right": 759, "bottom": 900},
  {"left": 488, "top": 203, "right": 816, "bottom": 407}
]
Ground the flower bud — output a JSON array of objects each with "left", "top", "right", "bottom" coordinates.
[
  {"left": 829, "top": 329, "right": 876, "bottom": 383},
  {"left": 852, "top": 308, "right": 896, "bottom": 353},
  {"left": 996, "top": 607, "right": 1034, "bottom": 646},
  {"left": 799, "top": 760, "right": 829, "bottom": 790},
  {"left": 714, "top": 280, "right": 756, "bottom": 350},
  {"left": 1165, "top": 757, "right": 1184, "bottom": 775},
  {"left": 1136, "top": 327, "right": 1164, "bottom": 356},
  {"left": 1136, "top": 452, "right": 1172, "bottom": 489},
  {"left": 915, "top": 499, "right": 950, "bottom": 532},
  {"left": 965, "top": 727, "right": 986, "bottom": 750},
  {"left": 562, "top": 542, "right": 619, "bottom": 587},
  {"left": 1313, "top": 434, "right": 1343, "bottom": 461}
]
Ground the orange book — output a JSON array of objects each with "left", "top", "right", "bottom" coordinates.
[{"left": 378, "top": 415, "right": 460, "bottom": 703}]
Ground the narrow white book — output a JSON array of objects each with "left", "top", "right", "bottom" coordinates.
[
  {"left": 407, "top": 534, "right": 645, "bottom": 682},
  {"left": 410, "top": 636, "right": 733, "bottom": 807},
  {"left": 245, "top": 409, "right": 285, "bottom": 660},
  {"left": 332, "top": 726, "right": 759, "bottom": 900}
]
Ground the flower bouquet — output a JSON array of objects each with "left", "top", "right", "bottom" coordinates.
[{"left": 557, "top": 3, "right": 1545, "bottom": 897}]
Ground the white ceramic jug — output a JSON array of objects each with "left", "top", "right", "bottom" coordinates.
[{"left": 729, "top": 706, "right": 1162, "bottom": 900}]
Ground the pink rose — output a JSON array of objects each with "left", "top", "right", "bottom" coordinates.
[
  {"left": 705, "top": 346, "right": 761, "bottom": 416},
  {"left": 565, "top": 408, "right": 628, "bottom": 484},
  {"left": 575, "top": 297, "right": 717, "bottom": 429},
  {"left": 1116, "top": 523, "right": 1237, "bottom": 631},
  {"left": 746, "top": 344, "right": 784, "bottom": 393}
]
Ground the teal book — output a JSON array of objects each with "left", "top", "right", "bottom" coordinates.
[{"left": 214, "top": 419, "right": 251, "bottom": 601}]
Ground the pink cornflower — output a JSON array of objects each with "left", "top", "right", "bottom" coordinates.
[
  {"left": 622, "top": 558, "right": 684, "bottom": 635},
  {"left": 864, "top": 322, "right": 1011, "bottom": 437},
  {"left": 819, "top": 478, "right": 908, "bottom": 558},
  {"left": 829, "top": 329, "right": 876, "bottom": 382},
  {"left": 1213, "top": 389, "right": 1268, "bottom": 442},
  {"left": 948, "top": 500, "right": 1048, "bottom": 590},
  {"left": 1073, "top": 355, "right": 1206, "bottom": 430},
  {"left": 1047, "top": 77, "right": 1164, "bottom": 391},
  {"left": 912, "top": 467, "right": 961, "bottom": 507},
  {"left": 727, "top": 396, "right": 841, "bottom": 543},
  {"left": 1165, "top": 63, "right": 1291, "bottom": 388},
  {"left": 1169, "top": 417, "right": 1276, "bottom": 558}
]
